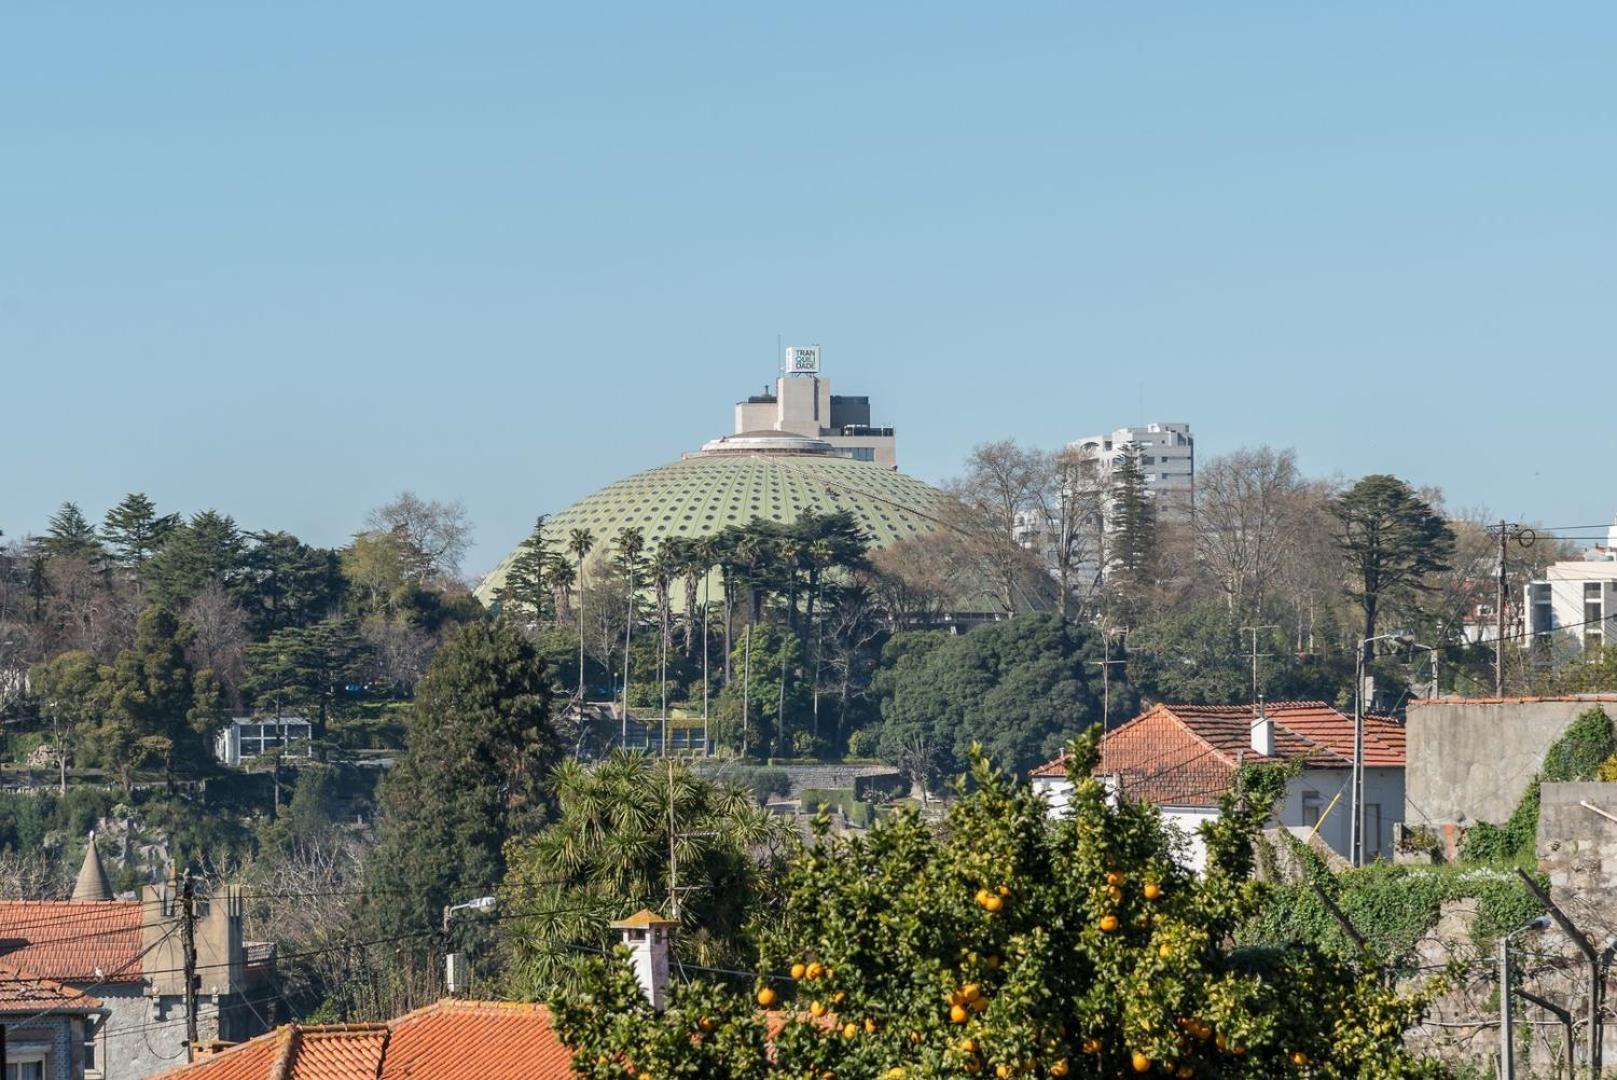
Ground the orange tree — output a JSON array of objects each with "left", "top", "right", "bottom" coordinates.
[{"left": 552, "top": 733, "right": 1448, "bottom": 1078}]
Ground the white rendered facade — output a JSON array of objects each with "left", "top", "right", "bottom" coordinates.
[
  {"left": 1034, "top": 767, "right": 1401, "bottom": 873},
  {"left": 734, "top": 364, "right": 897, "bottom": 470},
  {"left": 1069, "top": 422, "right": 1195, "bottom": 513}
]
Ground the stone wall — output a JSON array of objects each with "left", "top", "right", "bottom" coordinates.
[{"left": 1405, "top": 697, "right": 1617, "bottom": 835}]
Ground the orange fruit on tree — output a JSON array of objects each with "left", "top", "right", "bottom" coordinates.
[
  {"left": 1099, "top": 914, "right": 1119, "bottom": 933},
  {"left": 1214, "top": 1033, "right": 1228, "bottom": 1051},
  {"left": 983, "top": 895, "right": 1005, "bottom": 914},
  {"left": 864, "top": 1018, "right": 877, "bottom": 1034},
  {"left": 1143, "top": 882, "right": 1162, "bottom": 901},
  {"left": 1050, "top": 1060, "right": 1070, "bottom": 1077},
  {"left": 756, "top": 986, "right": 777, "bottom": 1007},
  {"left": 996, "top": 884, "right": 1011, "bottom": 896},
  {"left": 1107, "top": 871, "right": 1125, "bottom": 887},
  {"left": 832, "top": 990, "right": 846, "bottom": 1005},
  {"left": 962, "top": 982, "right": 982, "bottom": 1003},
  {"left": 1108, "top": 885, "right": 1124, "bottom": 903},
  {"left": 1131, "top": 1051, "right": 1152, "bottom": 1073},
  {"left": 809, "top": 1000, "right": 827, "bottom": 1017},
  {"left": 791, "top": 962, "right": 807, "bottom": 979},
  {"left": 1082, "top": 1038, "right": 1102, "bottom": 1054},
  {"left": 1158, "top": 943, "right": 1172, "bottom": 959},
  {"left": 950, "top": 1004, "right": 970, "bottom": 1024},
  {"left": 842, "top": 1022, "right": 858, "bottom": 1039},
  {"left": 976, "top": 888, "right": 994, "bottom": 907},
  {"left": 960, "top": 1037, "right": 977, "bottom": 1053},
  {"left": 996, "top": 1066, "right": 1013, "bottom": 1079},
  {"left": 697, "top": 1016, "right": 715, "bottom": 1033},
  {"left": 970, "top": 997, "right": 988, "bottom": 1014},
  {"left": 805, "top": 961, "right": 824, "bottom": 980},
  {"left": 1290, "top": 1051, "right": 1308, "bottom": 1067}
]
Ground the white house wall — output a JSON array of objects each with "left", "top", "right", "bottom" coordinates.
[{"left": 1035, "top": 766, "right": 1405, "bottom": 869}]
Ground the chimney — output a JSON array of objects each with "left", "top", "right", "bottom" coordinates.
[
  {"left": 1251, "top": 705, "right": 1274, "bottom": 757},
  {"left": 610, "top": 910, "right": 680, "bottom": 1010}
]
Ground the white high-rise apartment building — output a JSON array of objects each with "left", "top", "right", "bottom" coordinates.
[{"left": 1069, "top": 422, "right": 1195, "bottom": 514}]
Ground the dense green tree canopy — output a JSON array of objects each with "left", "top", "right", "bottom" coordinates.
[
  {"left": 1330, "top": 476, "right": 1454, "bottom": 660},
  {"left": 875, "top": 614, "right": 1121, "bottom": 779},
  {"left": 556, "top": 739, "right": 1448, "bottom": 1079},
  {"left": 364, "top": 620, "right": 561, "bottom": 937}
]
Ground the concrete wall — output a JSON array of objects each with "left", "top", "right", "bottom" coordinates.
[{"left": 1405, "top": 698, "right": 1617, "bottom": 827}]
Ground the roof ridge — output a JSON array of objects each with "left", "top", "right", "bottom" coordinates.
[{"left": 1154, "top": 704, "right": 1246, "bottom": 769}]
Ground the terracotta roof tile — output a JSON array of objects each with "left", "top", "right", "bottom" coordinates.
[
  {"left": 0, "top": 900, "right": 147, "bottom": 984},
  {"left": 0, "top": 962, "right": 104, "bottom": 1013},
  {"left": 383, "top": 1001, "right": 572, "bottom": 1080},
  {"left": 1030, "top": 701, "right": 1406, "bottom": 809},
  {"left": 152, "top": 1000, "right": 573, "bottom": 1080}
]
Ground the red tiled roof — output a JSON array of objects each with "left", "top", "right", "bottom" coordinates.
[
  {"left": 153, "top": 1000, "right": 573, "bottom": 1080},
  {"left": 0, "top": 900, "right": 147, "bottom": 984},
  {"left": 1031, "top": 701, "right": 1406, "bottom": 809},
  {"left": 0, "top": 962, "right": 104, "bottom": 1013},
  {"left": 383, "top": 1001, "right": 572, "bottom": 1079}
]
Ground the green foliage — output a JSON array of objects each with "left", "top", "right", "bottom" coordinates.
[
  {"left": 143, "top": 509, "right": 247, "bottom": 608},
  {"left": 260, "top": 765, "right": 342, "bottom": 856},
  {"left": 41, "top": 502, "right": 104, "bottom": 562},
  {"left": 1330, "top": 475, "right": 1455, "bottom": 646},
  {"left": 798, "top": 788, "right": 875, "bottom": 826},
  {"left": 244, "top": 617, "right": 368, "bottom": 733},
  {"left": 97, "top": 606, "right": 212, "bottom": 790},
  {"left": 1246, "top": 857, "right": 1543, "bottom": 970},
  {"left": 100, "top": 493, "right": 179, "bottom": 570},
  {"left": 502, "top": 750, "right": 793, "bottom": 997},
  {"left": 1461, "top": 707, "right": 1614, "bottom": 865},
  {"left": 712, "top": 624, "right": 808, "bottom": 756},
  {"left": 875, "top": 614, "right": 1118, "bottom": 777},
  {"left": 1128, "top": 602, "right": 1353, "bottom": 707},
  {"left": 240, "top": 531, "right": 346, "bottom": 635},
  {"left": 557, "top": 736, "right": 1450, "bottom": 1078},
  {"left": 364, "top": 620, "right": 561, "bottom": 938}
]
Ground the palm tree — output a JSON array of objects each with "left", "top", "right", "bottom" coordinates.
[
  {"left": 733, "top": 528, "right": 769, "bottom": 757},
  {"left": 775, "top": 534, "right": 807, "bottom": 756},
  {"left": 614, "top": 527, "right": 646, "bottom": 746},
  {"left": 691, "top": 536, "right": 718, "bottom": 756},
  {"left": 567, "top": 529, "right": 595, "bottom": 704},
  {"left": 501, "top": 749, "right": 794, "bottom": 995},
  {"left": 648, "top": 540, "right": 678, "bottom": 753}
]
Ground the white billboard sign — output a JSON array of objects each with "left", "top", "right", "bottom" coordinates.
[{"left": 785, "top": 345, "right": 821, "bottom": 374}]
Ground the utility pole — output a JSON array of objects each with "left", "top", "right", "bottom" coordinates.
[
  {"left": 1486, "top": 522, "right": 1535, "bottom": 696},
  {"left": 1239, "top": 625, "right": 1278, "bottom": 709},
  {"left": 180, "top": 873, "right": 199, "bottom": 1061},
  {"left": 1090, "top": 630, "right": 1126, "bottom": 732},
  {"left": 667, "top": 756, "right": 679, "bottom": 920}
]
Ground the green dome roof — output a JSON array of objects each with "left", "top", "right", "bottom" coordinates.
[{"left": 476, "top": 451, "right": 949, "bottom": 604}]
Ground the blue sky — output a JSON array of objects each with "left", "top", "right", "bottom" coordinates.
[{"left": 3, "top": 4, "right": 1614, "bottom": 573}]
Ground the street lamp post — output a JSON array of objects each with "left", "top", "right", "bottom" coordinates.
[
  {"left": 1351, "top": 629, "right": 1417, "bottom": 867},
  {"left": 442, "top": 895, "right": 497, "bottom": 995}
]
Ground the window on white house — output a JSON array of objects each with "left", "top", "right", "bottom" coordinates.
[{"left": 1301, "top": 791, "right": 1322, "bottom": 829}]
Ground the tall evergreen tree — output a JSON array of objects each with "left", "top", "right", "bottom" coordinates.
[
  {"left": 100, "top": 493, "right": 179, "bottom": 571},
  {"left": 1330, "top": 474, "right": 1456, "bottom": 664},
  {"left": 1107, "top": 445, "right": 1157, "bottom": 581},
  {"left": 244, "top": 617, "right": 368, "bottom": 736},
  {"left": 364, "top": 621, "right": 560, "bottom": 938},
  {"left": 241, "top": 531, "right": 346, "bottom": 635},
  {"left": 144, "top": 510, "right": 247, "bottom": 608},
  {"left": 96, "top": 606, "right": 209, "bottom": 792},
  {"left": 497, "top": 516, "right": 554, "bottom": 623},
  {"left": 41, "top": 502, "right": 103, "bottom": 562}
]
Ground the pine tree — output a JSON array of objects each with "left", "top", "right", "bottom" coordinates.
[
  {"left": 100, "top": 493, "right": 179, "bottom": 570},
  {"left": 97, "top": 606, "right": 203, "bottom": 792},
  {"left": 244, "top": 617, "right": 367, "bottom": 736},
  {"left": 1108, "top": 445, "right": 1157, "bottom": 582},
  {"left": 41, "top": 502, "right": 103, "bottom": 562},
  {"left": 497, "top": 516, "right": 554, "bottom": 623},
  {"left": 363, "top": 621, "right": 560, "bottom": 939},
  {"left": 144, "top": 509, "right": 246, "bottom": 608}
]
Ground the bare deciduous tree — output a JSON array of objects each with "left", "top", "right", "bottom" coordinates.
[
  {"left": 183, "top": 581, "right": 250, "bottom": 702},
  {"left": 363, "top": 491, "right": 473, "bottom": 582},
  {"left": 1194, "top": 447, "right": 1303, "bottom": 616},
  {"left": 1028, "top": 444, "right": 1105, "bottom": 616}
]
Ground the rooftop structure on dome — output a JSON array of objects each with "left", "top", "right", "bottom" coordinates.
[
  {"left": 734, "top": 347, "right": 897, "bottom": 469},
  {"left": 475, "top": 354, "right": 944, "bottom": 607}
]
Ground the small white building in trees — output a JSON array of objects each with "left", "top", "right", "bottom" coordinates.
[{"left": 1032, "top": 701, "right": 1405, "bottom": 871}]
